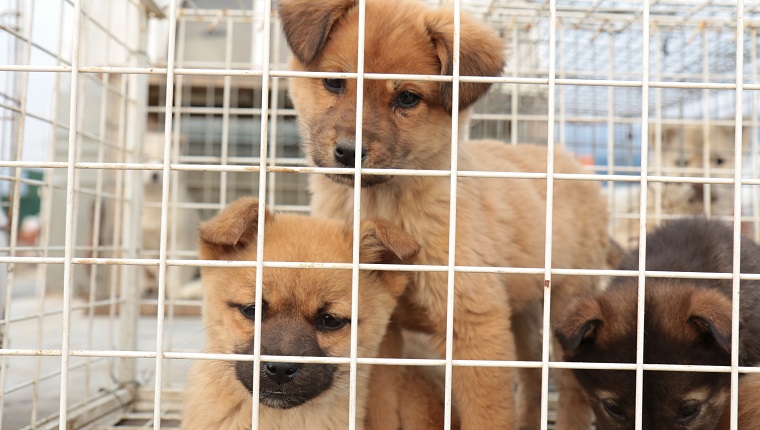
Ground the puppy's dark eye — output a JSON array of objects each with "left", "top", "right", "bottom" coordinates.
[
  {"left": 395, "top": 91, "right": 420, "bottom": 108},
  {"left": 238, "top": 304, "right": 264, "bottom": 321},
  {"left": 715, "top": 157, "right": 725, "bottom": 166},
  {"left": 677, "top": 401, "right": 700, "bottom": 422},
  {"left": 602, "top": 399, "right": 626, "bottom": 422},
  {"left": 323, "top": 78, "right": 346, "bottom": 94},
  {"left": 317, "top": 314, "right": 347, "bottom": 331}
]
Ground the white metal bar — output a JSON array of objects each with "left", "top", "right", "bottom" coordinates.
[
  {"left": 0, "top": 347, "right": 737, "bottom": 367},
  {"left": 440, "top": 1, "right": 463, "bottom": 427},
  {"left": 202, "top": 46, "right": 215, "bottom": 207},
  {"left": 606, "top": 29, "right": 616, "bottom": 237},
  {"left": 219, "top": 16, "right": 233, "bottom": 207},
  {"left": 11, "top": 61, "right": 750, "bottom": 83},
  {"left": 251, "top": 0, "right": 273, "bottom": 427},
  {"left": 57, "top": 0, "right": 84, "bottom": 426},
  {"left": 540, "top": 0, "right": 557, "bottom": 428},
  {"left": 653, "top": 23, "right": 663, "bottom": 225},
  {"left": 7, "top": 63, "right": 760, "bottom": 88},
  {"left": 164, "top": 5, "right": 190, "bottom": 383},
  {"left": 3, "top": 255, "right": 760, "bottom": 281},
  {"left": 166, "top": 4, "right": 757, "bottom": 27},
  {"left": 702, "top": 25, "right": 713, "bottom": 216},
  {"left": 8, "top": 345, "right": 760, "bottom": 374},
  {"left": 729, "top": 2, "right": 745, "bottom": 429},
  {"left": 635, "top": 1, "right": 651, "bottom": 429},
  {"left": 559, "top": 21, "right": 566, "bottom": 149},
  {"left": 753, "top": 30, "right": 760, "bottom": 243},
  {"left": 348, "top": 0, "right": 368, "bottom": 427},
  {"left": 2, "top": 164, "right": 757, "bottom": 186},
  {"left": 510, "top": 21, "right": 519, "bottom": 145},
  {"left": 267, "top": 15, "right": 283, "bottom": 210},
  {"left": 151, "top": 0, "right": 180, "bottom": 425}
]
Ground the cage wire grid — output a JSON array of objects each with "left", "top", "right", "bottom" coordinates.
[{"left": 1, "top": 0, "right": 760, "bottom": 429}]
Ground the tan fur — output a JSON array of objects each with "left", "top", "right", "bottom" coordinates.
[
  {"left": 366, "top": 320, "right": 461, "bottom": 430},
  {"left": 612, "top": 124, "right": 748, "bottom": 250},
  {"left": 717, "top": 373, "right": 760, "bottom": 430},
  {"left": 281, "top": 0, "right": 610, "bottom": 428},
  {"left": 183, "top": 197, "right": 452, "bottom": 430}
]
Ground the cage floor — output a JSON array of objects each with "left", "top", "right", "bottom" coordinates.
[{"left": 100, "top": 387, "right": 560, "bottom": 429}]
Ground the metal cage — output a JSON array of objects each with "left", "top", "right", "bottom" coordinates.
[{"left": 1, "top": 0, "right": 758, "bottom": 429}]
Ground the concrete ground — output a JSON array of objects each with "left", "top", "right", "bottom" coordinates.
[{"left": 2, "top": 265, "right": 203, "bottom": 430}]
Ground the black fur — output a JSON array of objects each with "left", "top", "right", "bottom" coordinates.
[{"left": 235, "top": 316, "right": 336, "bottom": 409}]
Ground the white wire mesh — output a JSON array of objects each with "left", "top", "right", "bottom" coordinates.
[{"left": 0, "top": 0, "right": 758, "bottom": 429}]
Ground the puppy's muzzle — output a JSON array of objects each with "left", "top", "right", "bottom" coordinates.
[
  {"left": 333, "top": 138, "right": 367, "bottom": 168},
  {"left": 689, "top": 183, "right": 718, "bottom": 204},
  {"left": 264, "top": 361, "right": 300, "bottom": 385}
]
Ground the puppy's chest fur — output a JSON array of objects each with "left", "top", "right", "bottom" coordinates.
[{"left": 257, "top": 402, "right": 355, "bottom": 430}]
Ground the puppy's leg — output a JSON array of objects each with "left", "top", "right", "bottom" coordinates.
[
  {"left": 366, "top": 322, "right": 403, "bottom": 430},
  {"left": 424, "top": 272, "right": 516, "bottom": 429},
  {"left": 511, "top": 308, "right": 543, "bottom": 429},
  {"left": 551, "top": 277, "right": 594, "bottom": 430}
]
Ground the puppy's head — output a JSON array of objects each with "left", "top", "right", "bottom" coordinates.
[
  {"left": 142, "top": 159, "right": 163, "bottom": 189},
  {"left": 556, "top": 281, "right": 734, "bottom": 430},
  {"left": 198, "top": 197, "right": 419, "bottom": 409},
  {"left": 281, "top": 0, "right": 505, "bottom": 186},
  {"left": 648, "top": 124, "right": 748, "bottom": 215}
]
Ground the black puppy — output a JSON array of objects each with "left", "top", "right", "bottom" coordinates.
[{"left": 556, "top": 218, "right": 760, "bottom": 430}]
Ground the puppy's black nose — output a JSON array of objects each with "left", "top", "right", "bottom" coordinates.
[
  {"left": 151, "top": 172, "right": 160, "bottom": 183},
  {"left": 264, "top": 362, "right": 300, "bottom": 385},
  {"left": 333, "top": 140, "right": 367, "bottom": 167}
]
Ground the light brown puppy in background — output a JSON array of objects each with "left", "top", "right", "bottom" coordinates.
[
  {"left": 281, "top": 0, "right": 610, "bottom": 428},
  {"left": 182, "top": 197, "right": 454, "bottom": 430},
  {"left": 611, "top": 124, "right": 748, "bottom": 250}
]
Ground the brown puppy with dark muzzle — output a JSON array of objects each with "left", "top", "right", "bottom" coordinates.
[
  {"left": 182, "top": 197, "right": 454, "bottom": 430},
  {"left": 556, "top": 219, "right": 760, "bottom": 430},
  {"left": 281, "top": 0, "right": 610, "bottom": 428}
]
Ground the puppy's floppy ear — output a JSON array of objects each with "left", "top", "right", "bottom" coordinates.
[
  {"left": 555, "top": 299, "right": 603, "bottom": 356},
  {"left": 198, "top": 197, "right": 269, "bottom": 254},
  {"left": 280, "top": 0, "right": 356, "bottom": 65},
  {"left": 663, "top": 126, "right": 680, "bottom": 146},
  {"left": 359, "top": 219, "right": 420, "bottom": 265},
  {"left": 688, "top": 290, "right": 733, "bottom": 353},
  {"left": 425, "top": 8, "right": 505, "bottom": 114}
]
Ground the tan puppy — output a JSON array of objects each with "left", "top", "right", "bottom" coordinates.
[
  {"left": 717, "top": 373, "right": 760, "bottom": 430},
  {"left": 556, "top": 219, "right": 760, "bottom": 430},
  {"left": 652, "top": 124, "right": 745, "bottom": 217},
  {"left": 281, "top": 0, "right": 610, "bottom": 428},
  {"left": 182, "top": 197, "right": 454, "bottom": 430},
  {"left": 612, "top": 124, "right": 748, "bottom": 250}
]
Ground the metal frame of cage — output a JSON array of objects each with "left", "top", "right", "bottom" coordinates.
[{"left": 1, "top": 0, "right": 760, "bottom": 430}]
